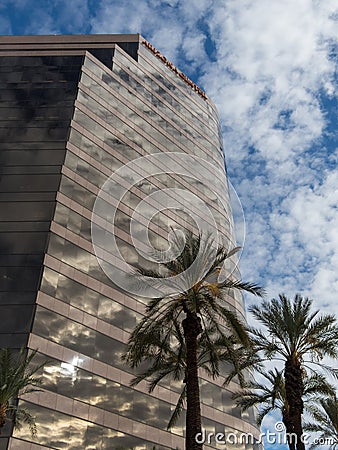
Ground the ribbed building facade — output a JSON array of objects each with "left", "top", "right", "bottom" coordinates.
[{"left": 0, "top": 35, "right": 259, "bottom": 450}]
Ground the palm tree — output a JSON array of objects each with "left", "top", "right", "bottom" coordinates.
[
  {"left": 0, "top": 347, "right": 45, "bottom": 435},
  {"left": 129, "top": 320, "right": 247, "bottom": 431},
  {"left": 304, "top": 396, "right": 338, "bottom": 449},
  {"left": 123, "top": 231, "right": 263, "bottom": 450},
  {"left": 248, "top": 294, "right": 338, "bottom": 450},
  {"left": 233, "top": 368, "right": 335, "bottom": 449}
]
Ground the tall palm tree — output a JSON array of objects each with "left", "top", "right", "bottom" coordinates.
[
  {"left": 124, "top": 231, "right": 263, "bottom": 450},
  {"left": 248, "top": 294, "right": 338, "bottom": 450},
  {"left": 0, "top": 347, "right": 45, "bottom": 435},
  {"left": 233, "top": 368, "right": 335, "bottom": 450},
  {"left": 304, "top": 396, "right": 338, "bottom": 449}
]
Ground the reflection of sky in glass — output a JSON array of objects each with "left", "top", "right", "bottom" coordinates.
[
  {"left": 33, "top": 353, "right": 172, "bottom": 432},
  {"left": 15, "top": 400, "right": 173, "bottom": 450},
  {"left": 40, "top": 267, "right": 140, "bottom": 332}
]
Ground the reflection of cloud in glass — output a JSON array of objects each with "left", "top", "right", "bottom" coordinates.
[
  {"left": 14, "top": 401, "right": 172, "bottom": 449},
  {"left": 39, "top": 267, "right": 141, "bottom": 332},
  {"left": 32, "top": 353, "right": 174, "bottom": 434},
  {"left": 60, "top": 356, "right": 82, "bottom": 382},
  {"left": 33, "top": 307, "right": 126, "bottom": 369},
  {"left": 91, "top": 152, "right": 241, "bottom": 298}
]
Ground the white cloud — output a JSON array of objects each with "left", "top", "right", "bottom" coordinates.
[
  {"left": 193, "top": 0, "right": 338, "bottom": 318},
  {"left": 90, "top": 1, "right": 185, "bottom": 62},
  {"left": 203, "top": 0, "right": 337, "bottom": 166}
]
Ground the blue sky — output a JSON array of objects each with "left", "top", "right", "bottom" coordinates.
[{"left": 1, "top": 1, "right": 337, "bottom": 449}]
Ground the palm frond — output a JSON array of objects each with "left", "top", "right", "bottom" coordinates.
[
  {"left": 9, "top": 405, "right": 37, "bottom": 436},
  {"left": 167, "top": 384, "right": 187, "bottom": 430},
  {"left": 0, "top": 348, "right": 47, "bottom": 435},
  {"left": 219, "top": 279, "right": 265, "bottom": 297}
]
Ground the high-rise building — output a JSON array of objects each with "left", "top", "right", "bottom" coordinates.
[{"left": 0, "top": 35, "right": 259, "bottom": 450}]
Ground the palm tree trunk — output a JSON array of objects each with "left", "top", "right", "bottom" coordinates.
[
  {"left": 282, "top": 407, "right": 295, "bottom": 450},
  {"left": 0, "top": 402, "right": 7, "bottom": 434},
  {"left": 183, "top": 311, "right": 203, "bottom": 450},
  {"left": 284, "top": 358, "right": 305, "bottom": 450}
]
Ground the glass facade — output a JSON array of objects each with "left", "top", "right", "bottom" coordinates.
[
  {"left": 0, "top": 35, "right": 259, "bottom": 450},
  {"left": 0, "top": 54, "right": 83, "bottom": 349}
]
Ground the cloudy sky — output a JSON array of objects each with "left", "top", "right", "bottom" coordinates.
[{"left": 1, "top": 0, "right": 337, "bottom": 447}]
